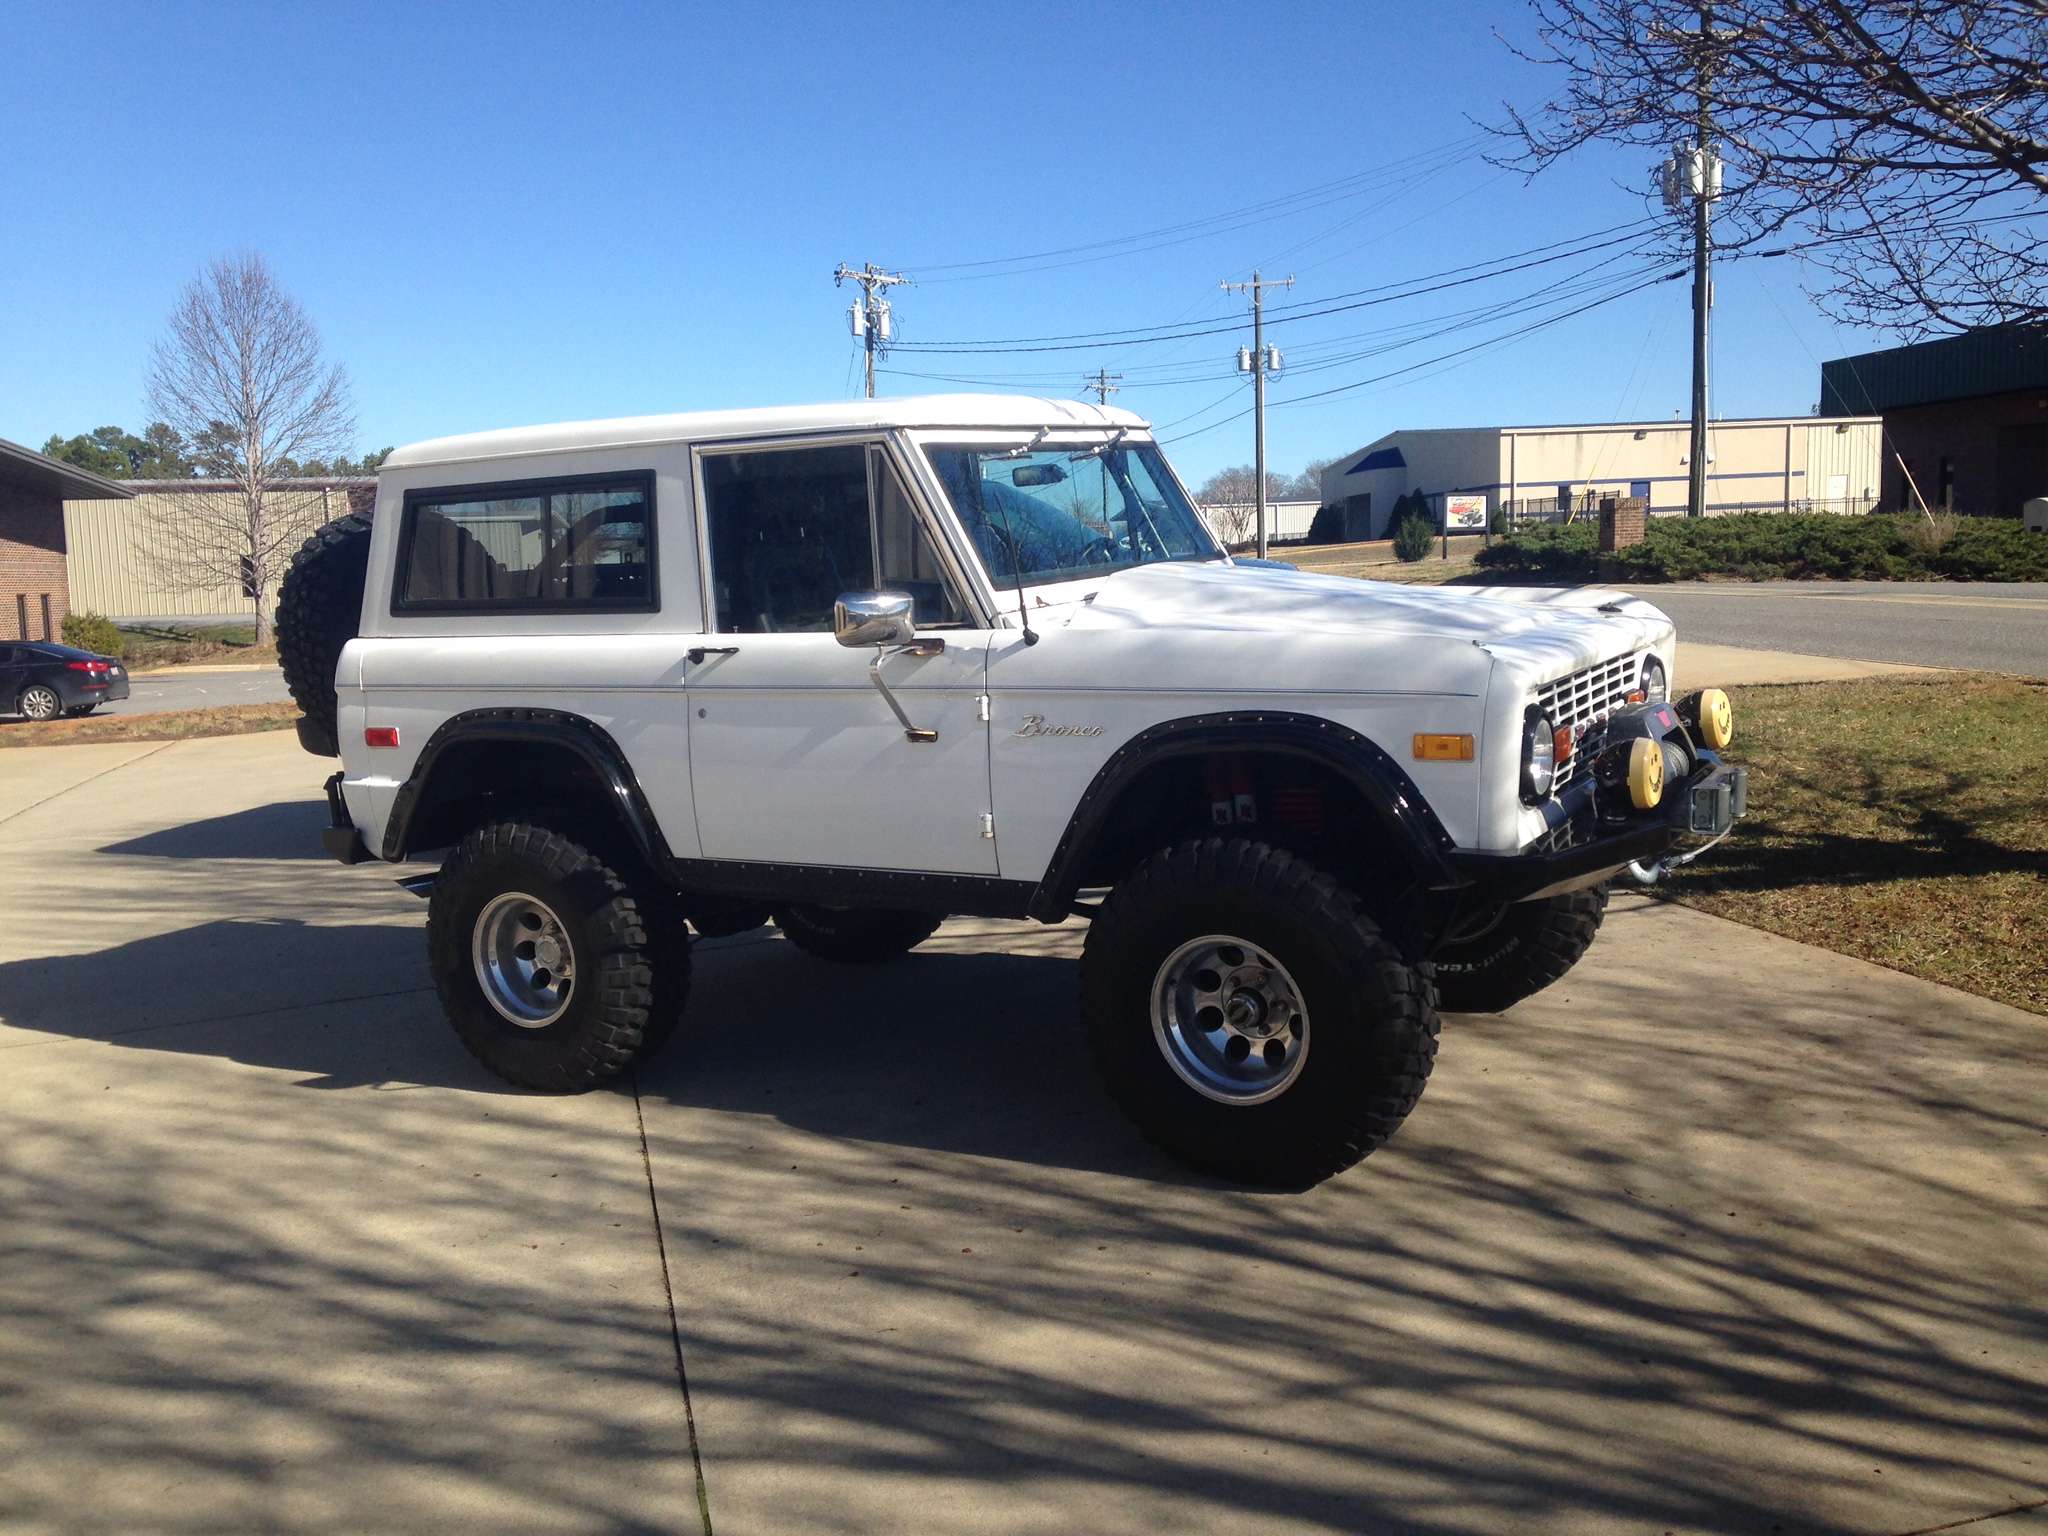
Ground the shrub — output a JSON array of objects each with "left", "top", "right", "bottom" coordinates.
[
  {"left": 1306, "top": 503, "right": 1347, "bottom": 544},
  {"left": 1471, "top": 512, "right": 2048, "bottom": 583},
  {"left": 1393, "top": 512, "right": 1437, "bottom": 563},
  {"left": 61, "top": 611, "right": 123, "bottom": 658}
]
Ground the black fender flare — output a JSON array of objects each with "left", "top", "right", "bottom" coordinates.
[
  {"left": 1025, "top": 710, "right": 1466, "bottom": 921},
  {"left": 381, "top": 707, "right": 679, "bottom": 872}
]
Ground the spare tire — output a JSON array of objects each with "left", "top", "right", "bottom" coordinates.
[{"left": 277, "top": 510, "right": 374, "bottom": 757}]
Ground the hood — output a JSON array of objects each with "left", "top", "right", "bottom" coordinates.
[{"left": 1055, "top": 560, "right": 1673, "bottom": 678}]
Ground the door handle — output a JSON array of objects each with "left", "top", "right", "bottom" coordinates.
[{"left": 687, "top": 645, "right": 740, "bottom": 665}]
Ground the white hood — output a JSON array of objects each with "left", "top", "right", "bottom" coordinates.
[{"left": 1053, "top": 561, "right": 1672, "bottom": 681}]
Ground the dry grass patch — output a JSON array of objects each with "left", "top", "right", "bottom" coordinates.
[
  {"left": 0, "top": 702, "right": 300, "bottom": 748},
  {"left": 1662, "top": 674, "right": 2048, "bottom": 1016}
]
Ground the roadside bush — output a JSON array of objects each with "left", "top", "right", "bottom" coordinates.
[
  {"left": 60, "top": 611, "right": 123, "bottom": 657},
  {"left": 1471, "top": 512, "right": 2048, "bottom": 583},
  {"left": 1392, "top": 512, "right": 1436, "bottom": 562}
]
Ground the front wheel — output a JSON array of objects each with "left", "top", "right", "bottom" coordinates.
[
  {"left": 1080, "top": 838, "right": 1439, "bottom": 1188},
  {"left": 1432, "top": 886, "right": 1607, "bottom": 1014},
  {"left": 772, "top": 905, "right": 942, "bottom": 963},
  {"left": 18, "top": 685, "right": 61, "bottom": 722},
  {"left": 428, "top": 821, "right": 689, "bottom": 1091}
]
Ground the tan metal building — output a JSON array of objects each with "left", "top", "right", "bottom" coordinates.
[
  {"left": 63, "top": 479, "right": 373, "bottom": 623},
  {"left": 1317, "top": 416, "right": 1884, "bottom": 540}
]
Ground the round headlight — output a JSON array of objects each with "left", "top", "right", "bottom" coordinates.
[
  {"left": 1521, "top": 709, "right": 1557, "bottom": 803},
  {"left": 1639, "top": 654, "right": 1669, "bottom": 703}
]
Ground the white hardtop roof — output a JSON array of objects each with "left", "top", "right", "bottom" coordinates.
[{"left": 382, "top": 394, "right": 1151, "bottom": 472}]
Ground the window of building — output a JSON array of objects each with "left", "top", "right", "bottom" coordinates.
[{"left": 395, "top": 473, "right": 653, "bottom": 612}]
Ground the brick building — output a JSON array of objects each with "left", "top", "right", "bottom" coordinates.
[
  {"left": 1821, "top": 325, "right": 2048, "bottom": 516},
  {"left": 0, "top": 436, "right": 132, "bottom": 642}
]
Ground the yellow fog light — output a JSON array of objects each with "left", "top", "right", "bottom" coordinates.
[
  {"left": 1628, "top": 736, "right": 1665, "bottom": 809},
  {"left": 1698, "top": 687, "right": 1733, "bottom": 750}
]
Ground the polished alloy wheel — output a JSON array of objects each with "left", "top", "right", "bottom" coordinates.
[
  {"left": 472, "top": 891, "right": 576, "bottom": 1027},
  {"left": 1150, "top": 934, "right": 1309, "bottom": 1104},
  {"left": 18, "top": 685, "right": 60, "bottom": 722}
]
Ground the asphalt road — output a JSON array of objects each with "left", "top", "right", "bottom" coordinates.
[
  {"left": 98, "top": 665, "right": 294, "bottom": 716},
  {"left": 1635, "top": 581, "right": 2048, "bottom": 676}
]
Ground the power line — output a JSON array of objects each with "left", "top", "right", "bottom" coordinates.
[
  {"left": 888, "top": 222, "right": 1662, "bottom": 355},
  {"left": 1082, "top": 368, "right": 1122, "bottom": 404},
  {"left": 906, "top": 137, "right": 1486, "bottom": 283}
]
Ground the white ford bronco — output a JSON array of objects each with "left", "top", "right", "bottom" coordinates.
[{"left": 278, "top": 395, "right": 1746, "bottom": 1187}]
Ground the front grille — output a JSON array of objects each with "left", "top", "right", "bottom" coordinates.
[{"left": 1537, "top": 652, "right": 1643, "bottom": 789}]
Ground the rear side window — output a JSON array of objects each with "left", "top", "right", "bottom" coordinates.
[{"left": 394, "top": 472, "right": 655, "bottom": 612}]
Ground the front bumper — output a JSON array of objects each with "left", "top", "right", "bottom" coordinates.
[{"left": 1448, "top": 758, "right": 1748, "bottom": 904}]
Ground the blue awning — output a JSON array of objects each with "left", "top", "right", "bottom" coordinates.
[{"left": 1347, "top": 447, "right": 1406, "bottom": 474}]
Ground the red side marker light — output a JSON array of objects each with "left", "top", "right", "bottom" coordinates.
[{"left": 365, "top": 727, "right": 400, "bottom": 748}]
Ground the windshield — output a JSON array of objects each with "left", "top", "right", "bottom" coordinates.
[{"left": 923, "top": 441, "right": 1221, "bottom": 588}]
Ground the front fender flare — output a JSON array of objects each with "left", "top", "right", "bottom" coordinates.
[{"left": 1026, "top": 711, "right": 1465, "bottom": 921}]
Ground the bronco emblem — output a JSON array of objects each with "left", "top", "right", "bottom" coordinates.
[{"left": 1015, "top": 714, "right": 1104, "bottom": 739}]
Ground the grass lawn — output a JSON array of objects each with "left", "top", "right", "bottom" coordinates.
[
  {"left": 0, "top": 702, "right": 300, "bottom": 748},
  {"left": 1662, "top": 674, "right": 2048, "bottom": 1017},
  {"left": 117, "top": 623, "right": 278, "bottom": 671}
]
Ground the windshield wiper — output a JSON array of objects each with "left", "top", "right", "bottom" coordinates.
[{"left": 1069, "top": 428, "right": 1127, "bottom": 461}]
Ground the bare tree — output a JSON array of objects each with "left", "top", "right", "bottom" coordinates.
[
  {"left": 144, "top": 253, "right": 358, "bottom": 643},
  {"left": 1198, "top": 465, "right": 1292, "bottom": 546},
  {"left": 1494, "top": 1, "right": 2048, "bottom": 334}
]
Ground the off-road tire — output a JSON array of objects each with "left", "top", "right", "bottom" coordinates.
[
  {"left": 277, "top": 510, "right": 374, "bottom": 757},
  {"left": 772, "top": 905, "right": 943, "bottom": 963},
  {"left": 1080, "top": 837, "right": 1439, "bottom": 1188},
  {"left": 428, "top": 821, "right": 690, "bottom": 1090},
  {"left": 17, "top": 685, "right": 61, "bottom": 722},
  {"left": 1432, "top": 886, "right": 1608, "bottom": 1014}
]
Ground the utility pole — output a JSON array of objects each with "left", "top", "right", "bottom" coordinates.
[
  {"left": 1223, "top": 270, "right": 1292, "bottom": 558},
  {"left": 1082, "top": 367, "right": 1122, "bottom": 405},
  {"left": 1661, "top": 6, "right": 1723, "bottom": 518},
  {"left": 835, "top": 262, "right": 909, "bottom": 398}
]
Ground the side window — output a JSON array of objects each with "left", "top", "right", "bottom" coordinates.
[
  {"left": 872, "top": 447, "right": 967, "bottom": 627},
  {"left": 701, "top": 446, "right": 873, "bottom": 633},
  {"left": 395, "top": 474, "right": 653, "bottom": 612}
]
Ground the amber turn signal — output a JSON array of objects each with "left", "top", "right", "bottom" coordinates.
[{"left": 1413, "top": 733, "right": 1474, "bottom": 762}]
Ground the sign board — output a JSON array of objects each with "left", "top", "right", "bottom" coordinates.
[{"left": 1444, "top": 493, "right": 1488, "bottom": 531}]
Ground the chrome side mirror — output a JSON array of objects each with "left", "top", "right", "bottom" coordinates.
[{"left": 834, "top": 590, "right": 918, "bottom": 648}]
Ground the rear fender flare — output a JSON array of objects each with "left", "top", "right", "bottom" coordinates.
[{"left": 381, "top": 707, "right": 677, "bottom": 874}]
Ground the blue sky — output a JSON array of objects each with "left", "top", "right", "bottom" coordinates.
[{"left": 1, "top": 0, "right": 1879, "bottom": 487}]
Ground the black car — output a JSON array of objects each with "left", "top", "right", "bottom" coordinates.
[{"left": 1, "top": 641, "right": 131, "bottom": 721}]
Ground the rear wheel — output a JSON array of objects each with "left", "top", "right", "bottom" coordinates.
[
  {"left": 1079, "top": 837, "right": 1439, "bottom": 1188},
  {"left": 18, "top": 685, "right": 61, "bottom": 722},
  {"left": 1431, "top": 886, "right": 1608, "bottom": 1014},
  {"left": 772, "top": 904, "right": 943, "bottom": 963},
  {"left": 428, "top": 820, "right": 688, "bottom": 1090}
]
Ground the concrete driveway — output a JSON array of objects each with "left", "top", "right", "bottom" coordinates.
[{"left": 2, "top": 733, "right": 2043, "bottom": 1535}]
